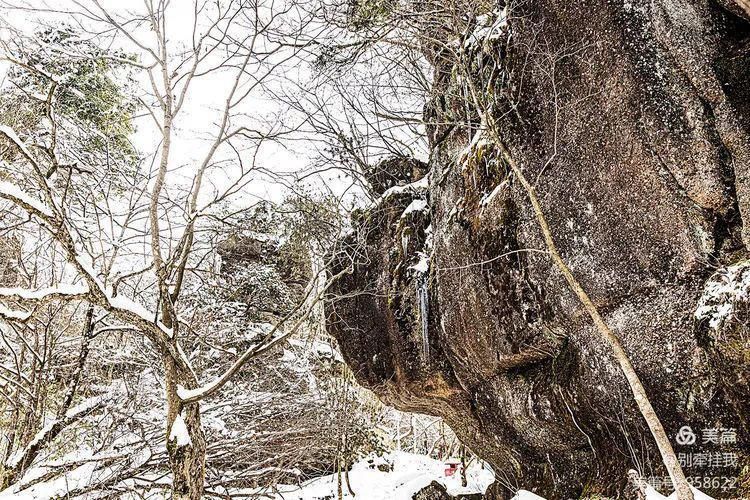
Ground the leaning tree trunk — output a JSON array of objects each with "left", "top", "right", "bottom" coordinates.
[{"left": 493, "top": 128, "right": 694, "bottom": 499}]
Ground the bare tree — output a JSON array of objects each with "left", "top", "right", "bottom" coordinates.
[{"left": 0, "top": 1, "right": 357, "bottom": 497}]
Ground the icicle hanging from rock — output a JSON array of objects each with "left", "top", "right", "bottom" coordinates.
[
  {"left": 408, "top": 224, "right": 433, "bottom": 365},
  {"left": 409, "top": 250, "right": 432, "bottom": 363},
  {"left": 416, "top": 273, "right": 429, "bottom": 362}
]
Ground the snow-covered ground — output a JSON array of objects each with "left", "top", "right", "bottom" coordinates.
[
  {"left": 508, "top": 484, "right": 714, "bottom": 500},
  {"left": 242, "top": 451, "right": 715, "bottom": 500},
  {"left": 643, "top": 486, "right": 715, "bottom": 500},
  {"left": 0, "top": 447, "right": 716, "bottom": 499},
  {"left": 244, "top": 451, "right": 495, "bottom": 499},
  {"left": 507, "top": 484, "right": 714, "bottom": 500}
]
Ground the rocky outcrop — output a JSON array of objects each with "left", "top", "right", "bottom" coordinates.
[
  {"left": 218, "top": 228, "right": 310, "bottom": 321},
  {"left": 326, "top": 1, "right": 750, "bottom": 498},
  {"left": 364, "top": 157, "right": 429, "bottom": 196},
  {"left": 413, "top": 481, "right": 483, "bottom": 500}
]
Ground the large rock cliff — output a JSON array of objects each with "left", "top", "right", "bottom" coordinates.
[{"left": 326, "top": 1, "right": 750, "bottom": 498}]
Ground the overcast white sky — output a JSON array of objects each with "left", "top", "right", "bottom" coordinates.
[{"left": 0, "top": 0, "right": 351, "bottom": 209}]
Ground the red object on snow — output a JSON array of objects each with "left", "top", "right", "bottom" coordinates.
[{"left": 444, "top": 463, "right": 459, "bottom": 477}]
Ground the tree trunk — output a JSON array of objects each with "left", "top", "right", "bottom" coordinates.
[
  {"left": 337, "top": 455, "right": 343, "bottom": 500},
  {"left": 164, "top": 356, "right": 205, "bottom": 500},
  {"left": 345, "top": 460, "right": 355, "bottom": 496},
  {"left": 460, "top": 445, "right": 467, "bottom": 488}
]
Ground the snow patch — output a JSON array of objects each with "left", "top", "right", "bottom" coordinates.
[
  {"left": 0, "top": 304, "right": 31, "bottom": 321},
  {"left": 5, "top": 420, "right": 56, "bottom": 469},
  {"left": 509, "top": 484, "right": 714, "bottom": 500},
  {"left": 409, "top": 225, "right": 433, "bottom": 276},
  {"left": 480, "top": 180, "right": 508, "bottom": 208},
  {"left": 291, "top": 338, "right": 344, "bottom": 363},
  {"left": 409, "top": 254, "right": 429, "bottom": 274},
  {"left": 0, "top": 285, "right": 88, "bottom": 300},
  {"left": 401, "top": 198, "right": 428, "bottom": 218},
  {"left": 169, "top": 414, "right": 192, "bottom": 447},
  {"left": 0, "top": 180, "right": 53, "bottom": 218},
  {"left": 64, "top": 395, "right": 108, "bottom": 419},
  {"left": 643, "top": 485, "right": 714, "bottom": 500},
  {"left": 244, "top": 450, "right": 494, "bottom": 499},
  {"left": 464, "top": 8, "right": 508, "bottom": 49},
  {"left": 369, "top": 176, "right": 429, "bottom": 210},
  {"left": 177, "top": 384, "right": 204, "bottom": 401},
  {"left": 695, "top": 261, "right": 750, "bottom": 329},
  {"left": 457, "top": 129, "right": 492, "bottom": 171},
  {"left": 511, "top": 491, "right": 546, "bottom": 500}
]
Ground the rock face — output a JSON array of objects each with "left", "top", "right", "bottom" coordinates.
[
  {"left": 364, "top": 157, "right": 429, "bottom": 196},
  {"left": 326, "top": 1, "right": 750, "bottom": 498},
  {"left": 413, "top": 481, "right": 483, "bottom": 500}
]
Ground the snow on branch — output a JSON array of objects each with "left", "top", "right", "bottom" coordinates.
[
  {"left": 4, "top": 394, "right": 110, "bottom": 471},
  {"left": 0, "top": 180, "right": 54, "bottom": 219},
  {"left": 0, "top": 285, "right": 89, "bottom": 323},
  {"left": 0, "top": 304, "right": 31, "bottom": 322},
  {"left": 0, "top": 126, "right": 37, "bottom": 164},
  {"left": 176, "top": 382, "right": 216, "bottom": 402},
  {"left": 104, "top": 293, "right": 174, "bottom": 338},
  {"left": 0, "top": 285, "right": 89, "bottom": 301},
  {"left": 71, "top": 255, "right": 173, "bottom": 338}
]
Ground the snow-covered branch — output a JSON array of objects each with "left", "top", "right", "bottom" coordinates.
[
  {"left": 0, "top": 304, "right": 31, "bottom": 322},
  {"left": 0, "top": 285, "right": 89, "bottom": 322},
  {"left": 0, "top": 180, "right": 54, "bottom": 220},
  {"left": 178, "top": 265, "right": 347, "bottom": 404},
  {"left": 0, "top": 285, "right": 89, "bottom": 302},
  {"left": 4, "top": 394, "right": 110, "bottom": 474},
  {"left": 0, "top": 126, "right": 38, "bottom": 166}
]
